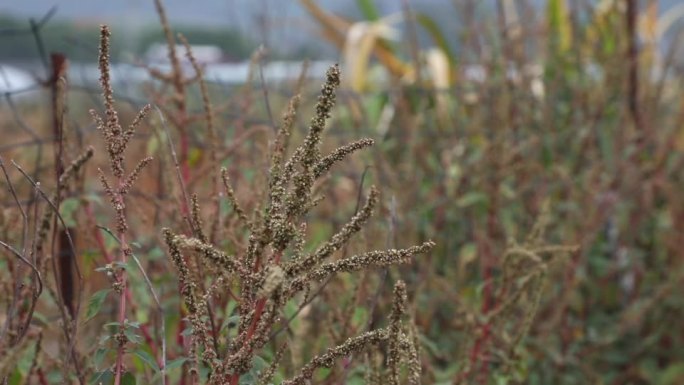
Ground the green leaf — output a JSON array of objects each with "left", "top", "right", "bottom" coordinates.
[
  {"left": 104, "top": 321, "right": 123, "bottom": 328},
  {"left": 351, "top": 307, "right": 367, "bottom": 328},
  {"left": 93, "top": 348, "right": 109, "bottom": 370},
  {"left": 456, "top": 192, "right": 488, "bottom": 209},
  {"left": 121, "top": 372, "right": 136, "bottom": 385},
  {"left": 146, "top": 135, "right": 159, "bottom": 156},
  {"left": 123, "top": 328, "right": 143, "bottom": 345},
  {"left": 659, "top": 362, "right": 684, "bottom": 385},
  {"left": 547, "top": 0, "right": 571, "bottom": 53},
  {"left": 112, "top": 261, "right": 130, "bottom": 271},
  {"left": 356, "top": 0, "right": 380, "bottom": 21},
  {"left": 221, "top": 315, "right": 240, "bottom": 331},
  {"left": 99, "top": 334, "right": 112, "bottom": 344},
  {"left": 85, "top": 192, "right": 103, "bottom": 205},
  {"left": 85, "top": 289, "right": 111, "bottom": 322},
  {"left": 180, "top": 325, "right": 194, "bottom": 337},
  {"left": 89, "top": 370, "right": 113, "bottom": 385},
  {"left": 252, "top": 355, "right": 268, "bottom": 372},
  {"left": 8, "top": 369, "right": 22, "bottom": 385},
  {"left": 46, "top": 370, "right": 63, "bottom": 383},
  {"left": 164, "top": 357, "right": 189, "bottom": 371},
  {"left": 416, "top": 13, "right": 455, "bottom": 64},
  {"left": 188, "top": 147, "right": 202, "bottom": 167},
  {"left": 132, "top": 349, "right": 160, "bottom": 372},
  {"left": 59, "top": 197, "right": 81, "bottom": 227}
]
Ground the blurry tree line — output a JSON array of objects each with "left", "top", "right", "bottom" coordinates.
[{"left": 0, "top": 13, "right": 254, "bottom": 62}]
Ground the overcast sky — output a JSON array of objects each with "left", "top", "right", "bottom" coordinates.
[
  {"left": 2, "top": 1, "right": 681, "bottom": 58},
  {"left": 1, "top": 0, "right": 412, "bottom": 26}
]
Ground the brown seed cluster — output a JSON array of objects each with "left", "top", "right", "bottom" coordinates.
[
  {"left": 163, "top": 229, "right": 217, "bottom": 365},
  {"left": 313, "top": 138, "right": 375, "bottom": 178},
  {"left": 159, "top": 62, "right": 434, "bottom": 383},
  {"left": 388, "top": 281, "right": 408, "bottom": 385},
  {"left": 282, "top": 329, "right": 389, "bottom": 385},
  {"left": 92, "top": 25, "right": 152, "bottom": 237}
]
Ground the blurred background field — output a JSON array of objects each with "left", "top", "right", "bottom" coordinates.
[{"left": 1, "top": 1, "right": 684, "bottom": 384}]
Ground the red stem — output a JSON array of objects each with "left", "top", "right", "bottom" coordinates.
[
  {"left": 459, "top": 232, "right": 496, "bottom": 384},
  {"left": 85, "top": 204, "right": 160, "bottom": 363},
  {"left": 37, "top": 368, "right": 49, "bottom": 385},
  {"left": 227, "top": 252, "right": 283, "bottom": 384}
]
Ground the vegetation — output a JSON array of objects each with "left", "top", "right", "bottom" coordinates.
[
  {"left": 1, "top": 0, "right": 684, "bottom": 384},
  {"left": 0, "top": 12, "right": 252, "bottom": 62}
]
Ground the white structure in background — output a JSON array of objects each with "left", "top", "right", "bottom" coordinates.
[
  {"left": 145, "top": 43, "right": 223, "bottom": 65},
  {"left": 0, "top": 64, "right": 37, "bottom": 94}
]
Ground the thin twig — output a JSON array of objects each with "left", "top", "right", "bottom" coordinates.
[
  {"left": 11, "top": 160, "right": 85, "bottom": 385},
  {"left": 256, "top": 46, "right": 276, "bottom": 132},
  {"left": 154, "top": 105, "right": 193, "bottom": 231}
]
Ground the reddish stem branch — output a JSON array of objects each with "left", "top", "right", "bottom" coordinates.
[
  {"left": 227, "top": 251, "right": 283, "bottom": 385},
  {"left": 85, "top": 204, "right": 161, "bottom": 365},
  {"left": 114, "top": 176, "right": 130, "bottom": 385}
]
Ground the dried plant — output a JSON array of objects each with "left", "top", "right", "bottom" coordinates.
[
  {"left": 90, "top": 25, "right": 153, "bottom": 385},
  {"left": 5, "top": 1, "right": 681, "bottom": 384},
  {"left": 162, "top": 63, "right": 434, "bottom": 384}
]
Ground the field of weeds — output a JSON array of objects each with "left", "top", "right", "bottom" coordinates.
[{"left": 1, "top": 1, "right": 683, "bottom": 384}]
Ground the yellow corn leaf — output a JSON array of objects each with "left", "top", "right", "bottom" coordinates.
[
  {"left": 344, "top": 16, "right": 400, "bottom": 91},
  {"left": 299, "top": 0, "right": 350, "bottom": 50},
  {"left": 425, "top": 48, "right": 451, "bottom": 125},
  {"left": 425, "top": 48, "right": 450, "bottom": 90},
  {"left": 300, "top": 0, "right": 409, "bottom": 80}
]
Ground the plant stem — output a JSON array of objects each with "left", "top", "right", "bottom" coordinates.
[{"left": 113, "top": 180, "right": 129, "bottom": 385}]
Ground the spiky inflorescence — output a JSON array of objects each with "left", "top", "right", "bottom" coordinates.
[
  {"left": 285, "top": 242, "right": 435, "bottom": 297},
  {"left": 157, "top": 63, "right": 436, "bottom": 383},
  {"left": 255, "top": 342, "right": 287, "bottom": 385},
  {"left": 190, "top": 193, "right": 207, "bottom": 241},
  {"left": 364, "top": 351, "right": 384, "bottom": 385},
  {"left": 171, "top": 233, "right": 247, "bottom": 278},
  {"left": 302, "top": 64, "right": 340, "bottom": 168},
  {"left": 271, "top": 94, "right": 301, "bottom": 176},
  {"left": 221, "top": 168, "right": 249, "bottom": 226},
  {"left": 163, "top": 229, "right": 217, "bottom": 364},
  {"left": 388, "top": 281, "right": 408, "bottom": 385},
  {"left": 313, "top": 138, "right": 375, "bottom": 178},
  {"left": 224, "top": 295, "right": 280, "bottom": 376},
  {"left": 93, "top": 26, "right": 152, "bottom": 179},
  {"left": 97, "top": 26, "right": 120, "bottom": 152},
  {"left": 282, "top": 329, "right": 389, "bottom": 385},
  {"left": 285, "top": 64, "right": 341, "bottom": 218},
  {"left": 406, "top": 319, "right": 422, "bottom": 385},
  {"left": 285, "top": 186, "right": 379, "bottom": 277},
  {"left": 120, "top": 157, "right": 153, "bottom": 195},
  {"left": 92, "top": 25, "right": 152, "bottom": 236}
]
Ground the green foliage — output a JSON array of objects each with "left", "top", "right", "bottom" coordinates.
[
  {"left": 86, "top": 289, "right": 112, "bottom": 322},
  {"left": 135, "top": 25, "right": 253, "bottom": 59},
  {"left": 0, "top": 13, "right": 252, "bottom": 62}
]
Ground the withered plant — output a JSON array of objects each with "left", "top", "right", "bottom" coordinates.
[
  {"left": 88, "top": 22, "right": 434, "bottom": 384},
  {"left": 162, "top": 59, "right": 433, "bottom": 385},
  {"left": 90, "top": 25, "right": 154, "bottom": 385}
]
